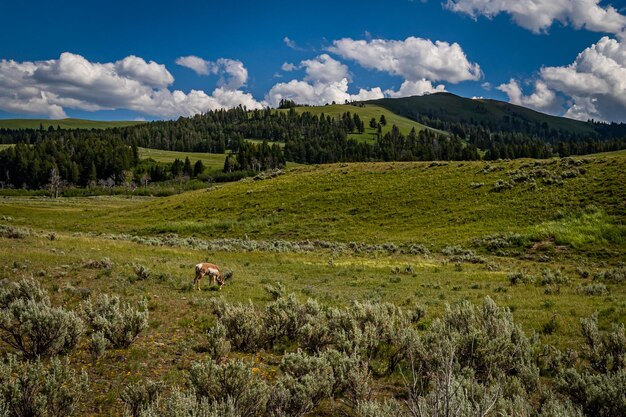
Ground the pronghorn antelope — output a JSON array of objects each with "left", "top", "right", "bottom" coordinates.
[{"left": 194, "top": 262, "right": 224, "bottom": 290}]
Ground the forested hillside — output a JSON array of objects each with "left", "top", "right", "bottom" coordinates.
[
  {"left": 369, "top": 93, "right": 626, "bottom": 158},
  {"left": 1, "top": 95, "right": 626, "bottom": 191}
]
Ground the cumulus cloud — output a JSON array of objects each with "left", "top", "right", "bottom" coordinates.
[
  {"left": 445, "top": 0, "right": 626, "bottom": 35},
  {"left": 385, "top": 79, "right": 446, "bottom": 97},
  {"left": 176, "top": 56, "right": 248, "bottom": 90},
  {"left": 215, "top": 58, "right": 248, "bottom": 90},
  {"left": 281, "top": 62, "right": 297, "bottom": 71},
  {"left": 0, "top": 52, "right": 264, "bottom": 119},
  {"left": 265, "top": 78, "right": 384, "bottom": 107},
  {"left": 301, "top": 54, "right": 350, "bottom": 83},
  {"left": 175, "top": 55, "right": 211, "bottom": 75},
  {"left": 497, "top": 36, "right": 626, "bottom": 122},
  {"left": 539, "top": 36, "right": 626, "bottom": 121},
  {"left": 265, "top": 54, "right": 384, "bottom": 107},
  {"left": 328, "top": 36, "right": 482, "bottom": 83},
  {"left": 497, "top": 79, "right": 562, "bottom": 113},
  {"left": 115, "top": 55, "right": 174, "bottom": 87}
]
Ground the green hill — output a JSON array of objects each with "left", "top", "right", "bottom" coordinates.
[
  {"left": 12, "top": 151, "right": 620, "bottom": 252},
  {"left": 281, "top": 103, "right": 436, "bottom": 141},
  {"left": 0, "top": 118, "right": 145, "bottom": 130},
  {"left": 367, "top": 92, "right": 598, "bottom": 137}
]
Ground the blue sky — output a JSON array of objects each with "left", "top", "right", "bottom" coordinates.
[{"left": 1, "top": 0, "right": 625, "bottom": 121}]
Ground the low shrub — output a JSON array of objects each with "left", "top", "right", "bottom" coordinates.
[
  {"left": 594, "top": 267, "right": 626, "bottom": 283},
  {"left": 508, "top": 272, "right": 536, "bottom": 285},
  {"left": 205, "top": 322, "right": 231, "bottom": 362},
  {"left": 0, "top": 355, "right": 88, "bottom": 417},
  {"left": 83, "top": 258, "right": 113, "bottom": 270},
  {"left": 189, "top": 359, "right": 268, "bottom": 417},
  {"left": 121, "top": 380, "right": 165, "bottom": 417},
  {"left": 540, "top": 269, "right": 569, "bottom": 286},
  {"left": 542, "top": 315, "right": 559, "bottom": 335},
  {"left": 211, "top": 300, "right": 265, "bottom": 352},
  {"left": 126, "top": 389, "right": 239, "bottom": 417},
  {"left": 355, "top": 399, "right": 404, "bottom": 417},
  {"left": 493, "top": 179, "right": 514, "bottom": 192},
  {"left": 269, "top": 352, "right": 334, "bottom": 417},
  {"left": 0, "top": 279, "right": 83, "bottom": 359},
  {"left": 473, "top": 233, "right": 527, "bottom": 252},
  {"left": 89, "top": 331, "right": 107, "bottom": 362},
  {"left": 580, "top": 314, "right": 625, "bottom": 373},
  {"left": 442, "top": 246, "right": 485, "bottom": 264},
  {"left": 0, "top": 225, "right": 30, "bottom": 239},
  {"left": 133, "top": 264, "right": 151, "bottom": 280},
  {"left": 578, "top": 283, "right": 609, "bottom": 296},
  {"left": 80, "top": 294, "right": 148, "bottom": 349},
  {"left": 557, "top": 368, "right": 626, "bottom": 417}
]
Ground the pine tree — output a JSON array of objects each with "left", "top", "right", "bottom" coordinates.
[{"left": 193, "top": 160, "right": 205, "bottom": 177}]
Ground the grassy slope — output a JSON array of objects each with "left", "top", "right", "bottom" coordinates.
[
  {"left": 138, "top": 147, "right": 228, "bottom": 170},
  {"left": 3, "top": 152, "right": 624, "bottom": 250},
  {"left": 0, "top": 118, "right": 145, "bottom": 130},
  {"left": 369, "top": 93, "right": 598, "bottom": 136},
  {"left": 110, "top": 155, "right": 626, "bottom": 246},
  {"left": 138, "top": 147, "right": 301, "bottom": 170},
  {"left": 281, "top": 103, "right": 434, "bottom": 141}
]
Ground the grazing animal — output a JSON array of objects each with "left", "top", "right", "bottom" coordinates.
[{"left": 194, "top": 262, "right": 224, "bottom": 290}]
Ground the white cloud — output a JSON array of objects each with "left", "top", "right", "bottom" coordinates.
[
  {"left": 497, "top": 36, "right": 626, "bottom": 122},
  {"left": 328, "top": 36, "right": 482, "bottom": 83},
  {"left": 497, "top": 79, "right": 562, "bottom": 113},
  {"left": 265, "top": 78, "right": 384, "bottom": 107},
  {"left": 0, "top": 52, "right": 264, "bottom": 119},
  {"left": 301, "top": 54, "right": 350, "bottom": 83},
  {"left": 215, "top": 58, "right": 248, "bottom": 90},
  {"left": 445, "top": 0, "right": 626, "bottom": 35},
  {"left": 175, "top": 55, "right": 211, "bottom": 75},
  {"left": 115, "top": 55, "right": 174, "bottom": 88},
  {"left": 176, "top": 56, "right": 248, "bottom": 90},
  {"left": 266, "top": 54, "right": 383, "bottom": 107},
  {"left": 283, "top": 36, "right": 296, "bottom": 48},
  {"left": 385, "top": 79, "right": 446, "bottom": 97},
  {"left": 283, "top": 36, "right": 305, "bottom": 51},
  {"left": 281, "top": 62, "right": 297, "bottom": 71},
  {"left": 539, "top": 36, "right": 626, "bottom": 121}
]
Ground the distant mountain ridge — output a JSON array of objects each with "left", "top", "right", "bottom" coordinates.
[{"left": 366, "top": 92, "right": 624, "bottom": 138}]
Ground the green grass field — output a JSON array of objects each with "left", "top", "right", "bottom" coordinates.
[
  {"left": 138, "top": 147, "right": 229, "bottom": 170},
  {"left": 0, "top": 118, "right": 145, "bottom": 130},
  {"left": 40, "top": 153, "right": 621, "bottom": 249},
  {"left": 138, "top": 147, "right": 300, "bottom": 170},
  {"left": 280, "top": 103, "right": 436, "bottom": 141},
  {"left": 1, "top": 151, "right": 624, "bottom": 416}
]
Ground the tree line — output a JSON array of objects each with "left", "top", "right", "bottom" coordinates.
[{"left": 1, "top": 104, "right": 626, "bottom": 190}]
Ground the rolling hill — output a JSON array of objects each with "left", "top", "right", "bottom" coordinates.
[
  {"left": 367, "top": 92, "right": 599, "bottom": 137},
  {"left": 6, "top": 150, "right": 620, "bottom": 251},
  {"left": 280, "top": 103, "right": 435, "bottom": 141},
  {"left": 0, "top": 118, "right": 145, "bottom": 130}
]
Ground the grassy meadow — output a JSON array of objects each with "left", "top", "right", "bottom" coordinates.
[
  {"left": 281, "top": 103, "right": 436, "bottom": 141},
  {"left": 1, "top": 151, "right": 625, "bottom": 415},
  {"left": 138, "top": 147, "right": 229, "bottom": 170}
]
